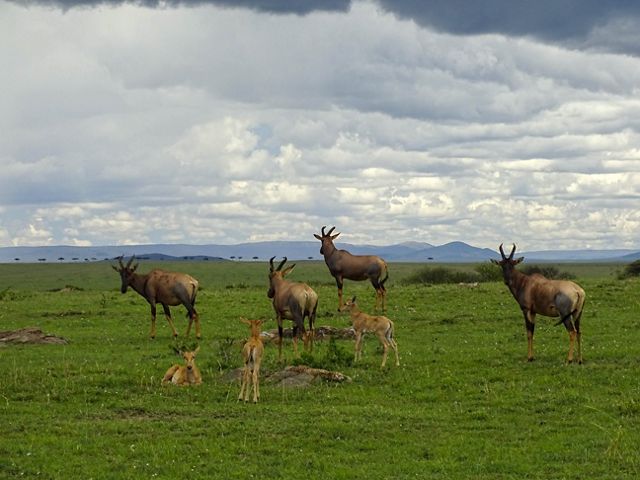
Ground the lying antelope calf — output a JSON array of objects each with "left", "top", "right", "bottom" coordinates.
[
  {"left": 341, "top": 296, "right": 399, "bottom": 368},
  {"left": 162, "top": 346, "right": 202, "bottom": 386},
  {"left": 238, "top": 318, "right": 265, "bottom": 403}
]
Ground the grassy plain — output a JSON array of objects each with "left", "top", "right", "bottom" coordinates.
[{"left": 0, "top": 260, "right": 639, "bottom": 479}]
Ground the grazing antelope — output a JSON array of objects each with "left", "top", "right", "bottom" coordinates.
[
  {"left": 314, "top": 226, "right": 389, "bottom": 311},
  {"left": 238, "top": 318, "right": 264, "bottom": 403},
  {"left": 492, "top": 244, "right": 586, "bottom": 363},
  {"left": 268, "top": 256, "right": 318, "bottom": 361},
  {"left": 162, "top": 346, "right": 202, "bottom": 386},
  {"left": 341, "top": 296, "right": 399, "bottom": 368},
  {"left": 112, "top": 256, "right": 201, "bottom": 339}
]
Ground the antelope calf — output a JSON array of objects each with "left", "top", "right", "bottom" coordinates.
[
  {"left": 238, "top": 318, "right": 265, "bottom": 403},
  {"left": 268, "top": 257, "right": 318, "bottom": 361},
  {"left": 492, "top": 244, "right": 586, "bottom": 363},
  {"left": 341, "top": 296, "right": 399, "bottom": 368},
  {"left": 162, "top": 346, "right": 202, "bottom": 386},
  {"left": 112, "top": 256, "right": 201, "bottom": 339},
  {"left": 314, "top": 226, "right": 389, "bottom": 311}
]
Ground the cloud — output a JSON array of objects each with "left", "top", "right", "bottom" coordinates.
[
  {"left": 375, "top": 0, "right": 640, "bottom": 57},
  {"left": 8, "top": 0, "right": 350, "bottom": 14},
  {"left": 12, "top": 0, "right": 640, "bottom": 58},
  {"left": 1, "top": 1, "right": 639, "bottom": 250}
]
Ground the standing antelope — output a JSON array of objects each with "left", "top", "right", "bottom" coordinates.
[
  {"left": 268, "top": 256, "right": 318, "bottom": 361},
  {"left": 112, "top": 256, "right": 201, "bottom": 339},
  {"left": 162, "top": 346, "right": 202, "bottom": 386},
  {"left": 314, "top": 226, "right": 389, "bottom": 311},
  {"left": 238, "top": 318, "right": 265, "bottom": 403},
  {"left": 341, "top": 296, "right": 399, "bottom": 368},
  {"left": 492, "top": 244, "right": 586, "bottom": 363}
]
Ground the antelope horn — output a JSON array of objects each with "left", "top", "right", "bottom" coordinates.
[
  {"left": 508, "top": 244, "right": 516, "bottom": 260},
  {"left": 498, "top": 244, "right": 506, "bottom": 259},
  {"left": 321, "top": 226, "right": 326, "bottom": 236},
  {"left": 327, "top": 226, "right": 336, "bottom": 235},
  {"left": 126, "top": 256, "right": 135, "bottom": 268},
  {"left": 117, "top": 255, "right": 124, "bottom": 268},
  {"left": 277, "top": 257, "right": 288, "bottom": 271},
  {"left": 269, "top": 256, "right": 276, "bottom": 272}
]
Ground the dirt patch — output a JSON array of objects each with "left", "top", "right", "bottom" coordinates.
[
  {"left": 262, "top": 325, "right": 355, "bottom": 342},
  {"left": 224, "top": 365, "right": 351, "bottom": 388},
  {"left": 0, "top": 327, "right": 68, "bottom": 346},
  {"left": 268, "top": 365, "right": 352, "bottom": 387}
]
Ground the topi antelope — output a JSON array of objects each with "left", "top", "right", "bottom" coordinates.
[
  {"left": 268, "top": 256, "right": 318, "bottom": 361},
  {"left": 112, "top": 256, "right": 201, "bottom": 339},
  {"left": 238, "top": 318, "right": 265, "bottom": 403},
  {"left": 162, "top": 346, "right": 202, "bottom": 386},
  {"left": 341, "top": 296, "right": 399, "bottom": 368},
  {"left": 314, "top": 226, "right": 389, "bottom": 311},
  {"left": 492, "top": 244, "right": 586, "bottom": 363}
]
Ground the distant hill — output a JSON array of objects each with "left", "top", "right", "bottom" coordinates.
[{"left": 0, "top": 241, "right": 638, "bottom": 263}]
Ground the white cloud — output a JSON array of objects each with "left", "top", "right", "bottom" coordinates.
[{"left": 0, "top": 1, "right": 639, "bottom": 250}]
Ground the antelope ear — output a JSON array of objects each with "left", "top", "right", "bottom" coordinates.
[
  {"left": 282, "top": 264, "right": 296, "bottom": 276},
  {"left": 331, "top": 232, "right": 341, "bottom": 240},
  {"left": 490, "top": 259, "right": 499, "bottom": 265},
  {"left": 112, "top": 265, "right": 119, "bottom": 271},
  {"left": 351, "top": 296, "right": 357, "bottom": 302},
  {"left": 515, "top": 256, "right": 525, "bottom": 264},
  {"left": 194, "top": 345, "right": 200, "bottom": 355},
  {"left": 314, "top": 234, "right": 322, "bottom": 240},
  {"left": 239, "top": 317, "right": 250, "bottom": 325}
]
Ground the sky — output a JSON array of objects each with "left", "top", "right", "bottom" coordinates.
[{"left": 2, "top": 0, "right": 640, "bottom": 251}]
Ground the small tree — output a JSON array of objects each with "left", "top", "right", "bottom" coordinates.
[{"left": 621, "top": 260, "right": 640, "bottom": 278}]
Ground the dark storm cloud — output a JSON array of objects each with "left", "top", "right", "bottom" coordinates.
[
  {"left": 12, "top": 0, "right": 640, "bottom": 56},
  {"left": 376, "top": 0, "right": 640, "bottom": 55},
  {"left": 10, "top": 0, "right": 350, "bottom": 15}
]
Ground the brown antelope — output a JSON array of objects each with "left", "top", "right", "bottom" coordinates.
[
  {"left": 162, "top": 346, "right": 202, "bottom": 386},
  {"left": 112, "top": 256, "right": 201, "bottom": 339},
  {"left": 238, "top": 318, "right": 265, "bottom": 403},
  {"left": 492, "top": 244, "right": 586, "bottom": 363},
  {"left": 314, "top": 226, "right": 389, "bottom": 311},
  {"left": 268, "top": 256, "right": 318, "bottom": 361},
  {"left": 341, "top": 296, "right": 399, "bottom": 368}
]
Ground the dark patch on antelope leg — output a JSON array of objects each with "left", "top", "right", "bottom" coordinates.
[
  {"left": 336, "top": 277, "right": 344, "bottom": 310},
  {"left": 150, "top": 304, "right": 157, "bottom": 339},
  {"left": 574, "top": 315, "right": 582, "bottom": 364},
  {"left": 525, "top": 316, "right": 535, "bottom": 362},
  {"left": 162, "top": 304, "right": 178, "bottom": 338},
  {"left": 193, "top": 312, "right": 201, "bottom": 339},
  {"left": 277, "top": 322, "right": 284, "bottom": 361},
  {"left": 562, "top": 315, "right": 576, "bottom": 363}
]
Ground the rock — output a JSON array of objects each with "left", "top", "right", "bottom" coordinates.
[{"left": 0, "top": 327, "right": 68, "bottom": 346}]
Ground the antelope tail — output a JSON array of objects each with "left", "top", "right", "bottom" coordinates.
[{"left": 380, "top": 264, "right": 389, "bottom": 288}]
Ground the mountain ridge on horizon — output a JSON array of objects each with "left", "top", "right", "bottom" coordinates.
[{"left": 1, "top": 240, "right": 638, "bottom": 263}]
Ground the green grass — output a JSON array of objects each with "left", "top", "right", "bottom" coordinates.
[{"left": 1, "top": 261, "right": 639, "bottom": 479}]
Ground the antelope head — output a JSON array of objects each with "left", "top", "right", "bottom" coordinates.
[
  {"left": 491, "top": 244, "right": 524, "bottom": 284},
  {"left": 112, "top": 255, "right": 139, "bottom": 293},
  {"left": 181, "top": 346, "right": 200, "bottom": 371},
  {"left": 240, "top": 317, "right": 264, "bottom": 337},
  {"left": 267, "top": 256, "right": 296, "bottom": 298},
  {"left": 313, "top": 225, "right": 340, "bottom": 255}
]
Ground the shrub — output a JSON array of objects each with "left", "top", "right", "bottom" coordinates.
[
  {"left": 519, "top": 265, "right": 575, "bottom": 280},
  {"left": 403, "top": 266, "right": 480, "bottom": 285},
  {"left": 293, "top": 337, "right": 353, "bottom": 369},
  {"left": 474, "top": 262, "right": 503, "bottom": 282},
  {"left": 620, "top": 260, "right": 640, "bottom": 279}
]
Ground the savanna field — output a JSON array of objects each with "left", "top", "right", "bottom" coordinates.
[{"left": 1, "top": 260, "right": 639, "bottom": 479}]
